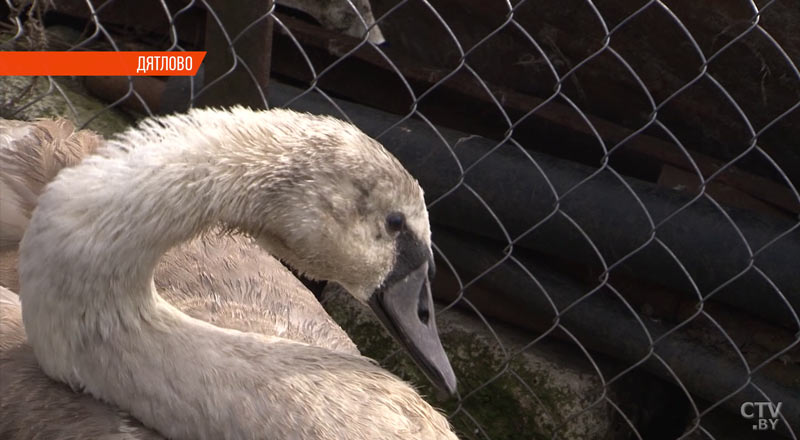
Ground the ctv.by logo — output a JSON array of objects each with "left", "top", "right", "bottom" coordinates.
[{"left": 740, "top": 402, "right": 782, "bottom": 431}]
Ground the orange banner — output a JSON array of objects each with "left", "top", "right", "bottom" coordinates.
[{"left": 0, "top": 51, "right": 206, "bottom": 76}]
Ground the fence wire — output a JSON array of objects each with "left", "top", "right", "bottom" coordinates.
[{"left": 2, "top": 0, "right": 799, "bottom": 439}]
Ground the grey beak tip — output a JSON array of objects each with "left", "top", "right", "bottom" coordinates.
[{"left": 442, "top": 369, "right": 458, "bottom": 397}]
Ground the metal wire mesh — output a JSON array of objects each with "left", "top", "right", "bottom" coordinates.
[{"left": 2, "top": 0, "right": 798, "bottom": 439}]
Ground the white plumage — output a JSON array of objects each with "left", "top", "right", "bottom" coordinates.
[{"left": 1, "top": 111, "right": 457, "bottom": 440}]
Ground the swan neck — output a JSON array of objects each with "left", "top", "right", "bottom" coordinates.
[{"left": 20, "top": 118, "right": 296, "bottom": 321}]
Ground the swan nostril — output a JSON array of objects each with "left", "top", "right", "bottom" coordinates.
[
  {"left": 417, "top": 286, "right": 430, "bottom": 325},
  {"left": 418, "top": 306, "right": 430, "bottom": 325}
]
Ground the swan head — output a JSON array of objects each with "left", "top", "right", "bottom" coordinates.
[{"left": 224, "top": 109, "right": 456, "bottom": 394}]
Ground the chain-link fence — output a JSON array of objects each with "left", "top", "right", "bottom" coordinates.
[{"left": 2, "top": 0, "right": 798, "bottom": 439}]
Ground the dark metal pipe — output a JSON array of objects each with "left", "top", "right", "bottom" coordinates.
[
  {"left": 430, "top": 226, "right": 799, "bottom": 436},
  {"left": 268, "top": 82, "right": 800, "bottom": 330}
]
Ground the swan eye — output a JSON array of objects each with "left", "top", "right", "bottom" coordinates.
[{"left": 385, "top": 212, "right": 405, "bottom": 233}]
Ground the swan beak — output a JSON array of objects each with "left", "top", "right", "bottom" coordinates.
[{"left": 369, "top": 261, "right": 457, "bottom": 396}]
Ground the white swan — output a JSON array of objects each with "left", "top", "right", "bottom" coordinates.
[
  {"left": 0, "top": 118, "right": 374, "bottom": 438},
  {"left": 15, "top": 108, "right": 458, "bottom": 439}
]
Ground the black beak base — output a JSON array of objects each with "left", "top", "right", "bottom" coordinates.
[{"left": 369, "top": 261, "right": 457, "bottom": 396}]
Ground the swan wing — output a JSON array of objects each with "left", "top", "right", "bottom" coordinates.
[{"left": 0, "top": 285, "right": 165, "bottom": 440}]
